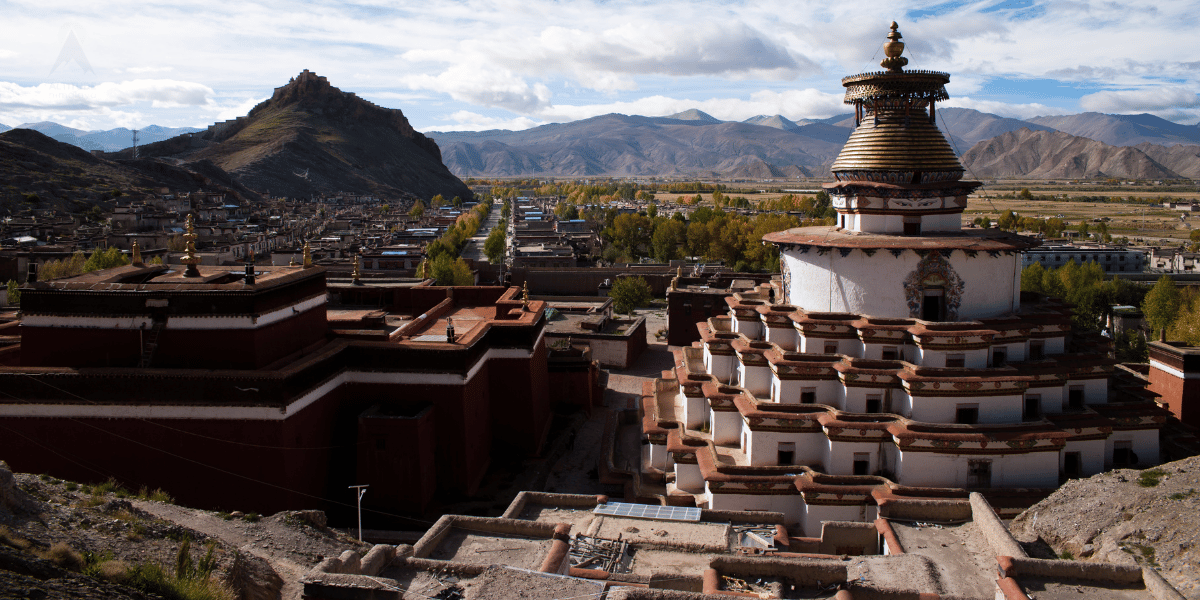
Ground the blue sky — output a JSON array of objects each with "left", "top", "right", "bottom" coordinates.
[{"left": 0, "top": 0, "right": 1197, "bottom": 133}]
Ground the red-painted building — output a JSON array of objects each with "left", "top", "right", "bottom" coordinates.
[
  {"left": 0, "top": 263, "right": 555, "bottom": 524},
  {"left": 1148, "top": 340, "right": 1200, "bottom": 429}
]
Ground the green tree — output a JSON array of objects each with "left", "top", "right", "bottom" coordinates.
[
  {"left": 610, "top": 276, "right": 652, "bottom": 314},
  {"left": 605, "top": 213, "right": 653, "bottom": 260},
  {"left": 409, "top": 201, "right": 425, "bottom": 218},
  {"left": 431, "top": 194, "right": 446, "bottom": 208},
  {"left": 1189, "top": 229, "right": 1200, "bottom": 243},
  {"left": 5, "top": 280, "right": 18, "bottom": 306},
  {"left": 1143, "top": 275, "right": 1181, "bottom": 337},
  {"left": 1018, "top": 188, "right": 1033, "bottom": 200},
  {"left": 646, "top": 203, "right": 658, "bottom": 219},
  {"left": 83, "top": 247, "right": 130, "bottom": 272},
  {"left": 429, "top": 254, "right": 474, "bottom": 286},
  {"left": 651, "top": 218, "right": 686, "bottom": 262},
  {"left": 484, "top": 227, "right": 506, "bottom": 263}
]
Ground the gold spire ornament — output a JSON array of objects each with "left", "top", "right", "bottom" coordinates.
[
  {"left": 352, "top": 253, "right": 362, "bottom": 285},
  {"left": 303, "top": 241, "right": 313, "bottom": 268},
  {"left": 131, "top": 240, "right": 143, "bottom": 265},
  {"left": 522, "top": 281, "right": 530, "bottom": 310},
  {"left": 181, "top": 214, "right": 202, "bottom": 278},
  {"left": 880, "top": 21, "right": 908, "bottom": 72}
]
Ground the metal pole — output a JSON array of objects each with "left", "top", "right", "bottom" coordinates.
[{"left": 349, "top": 485, "right": 368, "bottom": 541}]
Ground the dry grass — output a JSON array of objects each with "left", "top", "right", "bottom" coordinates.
[{"left": 41, "top": 542, "right": 84, "bottom": 571}]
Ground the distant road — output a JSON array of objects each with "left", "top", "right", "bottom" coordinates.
[{"left": 461, "top": 201, "right": 502, "bottom": 263}]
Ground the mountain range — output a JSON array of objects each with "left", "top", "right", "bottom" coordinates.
[
  {"left": 8, "top": 95, "right": 1200, "bottom": 188},
  {"left": 0, "top": 122, "right": 202, "bottom": 152},
  {"left": 427, "top": 108, "right": 1200, "bottom": 179}
]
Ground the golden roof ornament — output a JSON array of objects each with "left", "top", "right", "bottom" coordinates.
[
  {"left": 131, "top": 240, "right": 143, "bottom": 265},
  {"left": 880, "top": 21, "right": 908, "bottom": 72},
  {"left": 303, "top": 241, "right": 313, "bottom": 268},
  {"left": 522, "top": 281, "right": 530, "bottom": 310},
  {"left": 181, "top": 213, "right": 202, "bottom": 278},
  {"left": 352, "top": 253, "right": 362, "bottom": 284}
]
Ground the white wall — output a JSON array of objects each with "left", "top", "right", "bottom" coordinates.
[
  {"left": 825, "top": 439, "right": 881, "bottom": 475},
  {"left": 765, "top": 325, "right": 797, "bottom": 350},
  {"left": 745, "top": 429, "right": 826, "bottom": 467},
  {"left": 803, "top": 504, "right": 878, "bottom": 537},
  {"left": 908, "top": 393, "right": 1023, "bottom": 424},
  {"left": 895, "top": 450, "right": 1059, "bottom": 488},
  {"left": 783, "top": 250, "right": 1021, "bottom": 320},
  {"left": 739, "top": 363, "right": 772, "bottom": 397},
  {"left": 683, "top": 392, "right": 708, "bottom": 430},
  {"left": 1061, "top": 440, "right": 1106, "bottom": 477},
  {"left": 733, "top": 317, "right": 763, "bottom": 341},
  {"left": 704, "top": 347, "right": 736, "bottom": 385},
  {"left": 675, "top": 462, "right": 704, "bottom": 492},
  {"left": 711, "top": 409, "right": 743, "bottom": 446},
  {"left": 1105, "top": 429, "right": 1159, "bottom": 469},
  {"left": 707, "top": 490, "right": 804, "bottom": 527}
]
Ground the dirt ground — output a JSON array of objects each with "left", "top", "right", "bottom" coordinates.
[
  {"left": 887, "top": 521, "right": 997, "bottom": 599},
  {"left": 1009, "top": 455, "right": 1200, "bottom": 600}
]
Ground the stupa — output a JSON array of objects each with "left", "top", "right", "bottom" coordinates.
[{"left": 642, "top": 23, "right": 1168, "bottom": 534}]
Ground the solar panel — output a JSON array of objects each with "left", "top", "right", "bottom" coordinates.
[{"left": 593, "top": 502, "right": 701, "bottom": 522}]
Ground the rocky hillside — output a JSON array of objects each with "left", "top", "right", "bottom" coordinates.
[
  {"left": 961, "top": 128, "right": 1192, "bottom": 179},
  {"left": 119, "top": 70, "right": 470, "bottom": 201},
  {"left": 432, "top": 113, "right": 843, "bottom": 177},
  {"left": 0, "top": 460, "right": 364, "bottom": 600},
  {"left": 0, "top": 128, "right": 262, "bottom": 215},
  {"left": 1008, "top": 455, "right": 1200, "bottom": 599}
]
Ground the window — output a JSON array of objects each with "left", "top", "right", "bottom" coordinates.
[
  {"left": 881, "top": 346, "right": 898, "bottom": 361},
  {"left": 903, "top": 219, "right": 921, "bottom": 236},
  {"left": 375, "top": 438, "right": 386, "bottom": 451},
  {"left": 1023, "top": 394, "right": 1041, "bottom": 421},
  {"left": 946, "top": 354, "right": 965, "bottom": 368},
  {"left": 853, "top": 453, "right": 870, "bottom": 475},
  {"left": 1068, "top": 385, "right": 1085, "bottom": 410},
  {"left": 1112, "top": 441, "right": 1134, "bottom": 466},
  {"left": 992, "top": 348, "right": 1007, "bottom": 367},
  {"left": 1063, "top": 452, "right": 1082, "bottom": 478},
  {"left": 824, "top": 342, "right": 838, "bottom": 354},
  {"left": 777, "top": 442, "right": 795, "bottom": 465},
  {"left": 800, "top": 387, "right": 816, "bottom": 404},
  {"left": 866, "top": 394, "right": 882, "bottom": 414},
  {"left": 967, "top": 459, "right": 992, "bottom": 488},
  {"left": 955, "top": 404, "right": 979, "bottom": 424},
  {"left": 1029, "top": 341, "right": 1045, "bottom": 360}
]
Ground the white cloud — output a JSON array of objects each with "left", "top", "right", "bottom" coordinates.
[
  {"left": 211, "top": 96, "right": 264, "bottom": 122},
  {"left": 1080, "top": 86, "right": 1200, "bottom": 114},
  {"left": 0, "top": 79, "right": 213, "bottom": 111},
  {"left": 0, "top": 49, "right": 18, "bottom": 60},
  {"left": 401, "top": 65, "right": 552, "bottom": 114},
  {"left": 941, "top": 97, "right": 1072, "bottom": 121},
  {"left": 431, "top": 111, "right": 545, "bottom": 132},
  {"left": 121, "top": 66, "right": 174, "bottom": 74}
]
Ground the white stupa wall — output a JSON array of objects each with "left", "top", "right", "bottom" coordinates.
[{"left": 782, "top": 250, "right": 1023, "bottom": 320}]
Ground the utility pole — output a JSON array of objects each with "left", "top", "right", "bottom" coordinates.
[
  {"left": 349, "top": 484, "right": 368, "bottom": 542},
  {"left": 131, "top": 129, "right": 139, "bottom": 159}
]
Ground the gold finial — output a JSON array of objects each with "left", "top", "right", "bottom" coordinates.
[
  {"left": 881, "top": 21, "right": 908, "bottom": 72},
  {"left": 303, "top": 241, "right": 313, "bottom": 268},
  {"left": 672, "top": 265, "right": 681, "bottom": 291},
  {"left": 131, "top": 240, "right": 143, "bottom": 265},
  {"left": 181, "top": 213, "right": 202, "bottom": 277},
  {"left": 521, "top": 281, "right": 529, "bottom": 309},
  {"left": 352, "top": 253, "right": 362, "bottom": 284}
]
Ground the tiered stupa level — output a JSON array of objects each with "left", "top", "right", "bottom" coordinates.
[{"left": 643, "top": 24, "right": 1168, "bottom": 534}]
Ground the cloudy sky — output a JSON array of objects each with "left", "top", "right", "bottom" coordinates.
[{"left": 1, "top": 0, "right": 1197, "bottom": 133}]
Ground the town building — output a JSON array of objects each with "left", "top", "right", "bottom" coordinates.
[
  {"left": 1022, "top": 244, "right": 1146, "bottom": 273},
  {"left": 639, "top": 24, "right": 1169, "bottom": 536},
  {"left": 1147, "top": 340, "right": 1200, "bottom": 430},
  {"left": 0, "top": 227, "right": 572, "bottom": 522}
]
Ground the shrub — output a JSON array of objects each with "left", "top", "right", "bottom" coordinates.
[
  {"left": 609, "top": 276, "right": 652, "bottom": 314},
  {"left": 1138, "top": 468, "right": 1167, "bottom": 487},
  {"left": 44, "top": 542, "right": 84, "bottom": 571}
]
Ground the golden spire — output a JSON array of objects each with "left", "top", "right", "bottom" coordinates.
[
  {"left": 521, "top": 281, "right": 530, "bottom": 310},
  {"left": 880, "top": 21, "right": 908, "bottom": 72},
  {"left": 181, "top": 213, "right": 202, "bottom": 277},
  {"left": 352, "top": 253, "right": 362, "bottom": 284},
  {"left": 303, "top": 241, "right": 313, "bottom": 268},
  {"left": 131, "top": 240, "right": 143, "bottom": 265}
]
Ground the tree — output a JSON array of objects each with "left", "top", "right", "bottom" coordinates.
[
  {"left": 1143, "top": 275, "right": 1181, "bottom": 336},
  {"left": 605, "top": 213, "right": 653, "bottom": 260},
  {"left": 1190, "top": 229, "right": 1200, "bottom": 243},
  {"left": 429, "top": 254, "right": 474, "bottom": 286},
  {"left": 409, "top": 201, "right": 425, "bottom": 218},
  {"left": 431, "top": 194, "right": 446, "bottom": 208},
  {"left": 484, "top": 227, "right": 506, "bottom": 263},
  {"left": 651, "top": 218, "right": 686, "bottom": 262},
  {"left": 610, "top": 276, "right": 652, "bottom": 314},
  {"left": 1018, "top": 188, "right": 1033, "bottom": 200},
  {"left": 5, "top": 280, "right": 18, "bottom": 306},
  {"left": 83, "top": 247, "right": 130, "bottom": 272}
]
